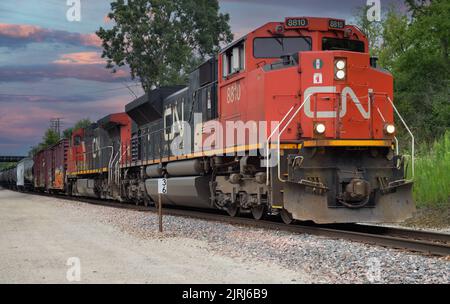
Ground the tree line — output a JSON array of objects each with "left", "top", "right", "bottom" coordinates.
[
  {"left": 354, "top": 0, "right": 449, "bottom": 144},
  {"left": 28, "top": 119, "right": 91, "bottom": 156}
]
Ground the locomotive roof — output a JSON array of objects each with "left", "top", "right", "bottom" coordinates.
[
  {"left": 125, "top": 85, "right": 186, "bottom": 126},
  {"left": 220, "top": 35, "right": 247, "bottom": 54},
  {"left": 220, "top": 16, "right": 361, "bottom": 54}
]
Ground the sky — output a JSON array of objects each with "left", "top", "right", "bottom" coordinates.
[{"left": 0, "top": 0, "right": 404, "bottom": 155}]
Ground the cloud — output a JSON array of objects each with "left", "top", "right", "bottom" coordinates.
[
  {"left": 53, "top": 51, "right": 105, "bottom": 65},
  {"left": 0, "top": 23, "right": 102, "bottom": 48},
  {"left": 0, "top": 63, "right": 128, "bottom": 83},
  {"left": 0, "top": 93, "right": 130, "bottom": 154},
  {"left": 0, "top": 93, "right": 96, "bottom": 104}
]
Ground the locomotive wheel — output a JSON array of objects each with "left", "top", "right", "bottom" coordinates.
[
  {"left": 280, "top": 208, "right": 294, "bottom": 225},
  {"left": 226, "top": 204, "right": 239, "bottom": 217},
  {"left": 251, "top": 205, "right": 266, "bottom": 220}
]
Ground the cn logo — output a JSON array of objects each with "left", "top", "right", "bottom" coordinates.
[{"left": 304, "top": 86, "right": 371, "bottom": 119}]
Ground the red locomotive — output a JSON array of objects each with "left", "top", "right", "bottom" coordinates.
[{"left": 1, "top": 17, "right": 415, "bottom": 224}]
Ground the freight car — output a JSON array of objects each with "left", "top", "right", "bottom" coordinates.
[
  {"left": 33, "top": 139, "right": 68, "bottom": 193},
  {"left": 0, "top": 158, "right": 33, "bottom": 191},
  {"left": 16, "top": 158, "right": 34, "bottom": 191},
  {"left": 0, "top": 167, "right": 16, "bottom": 189},
  {"left": 3, "top": 17, "right": 415, "bottom": 225}
]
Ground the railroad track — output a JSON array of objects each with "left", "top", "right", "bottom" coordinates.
[
  {"left": 155, "top": 207, "right": 450, "bottom": 257},
  {"left": 25, "top": 190, "right": 450, "bottom": 257}
]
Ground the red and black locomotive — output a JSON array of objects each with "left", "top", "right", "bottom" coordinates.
[{"left": 0, "top": 17, "right": 415, "bottom": 224}]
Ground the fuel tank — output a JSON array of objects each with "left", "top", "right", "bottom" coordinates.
[
  {"left": 73, "top": 179, "right": 97, "bottom": 198},
  {"left": 145, "top": 176, "right": 211, "bottom": 208},
  {"left": 166, "top": 159, "right": 204, "bottom": 177}
]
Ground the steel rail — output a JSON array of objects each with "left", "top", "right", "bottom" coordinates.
[
  {"left": 17, "top": 190, "right": 450, "bottom": 257},
  {"left": 155, "top": 207, "right": 450, "bottom": 257}
]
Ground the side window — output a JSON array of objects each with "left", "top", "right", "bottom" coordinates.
[
  {"left": 222, "top": 42, "right": 245, "bottom": 78},
  {"left": 165, "top": 109, "right": 173, "bottom": 135}
]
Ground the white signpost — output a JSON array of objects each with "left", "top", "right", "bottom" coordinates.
[
  {"left": 158, "top": 178, "right": 168, "bottom": 194},
  {"left": 157, "top": 178, "right": 167, "bottom": 233}
]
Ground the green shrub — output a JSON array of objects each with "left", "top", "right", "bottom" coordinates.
[{"left": 413, "top": 131, "right": 450, "bottom": 208}]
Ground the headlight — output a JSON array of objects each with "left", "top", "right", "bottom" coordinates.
[
  {"left": 315, "top": 123, "right": 326, "bottom": 134},
  {"left": 385, "top": 124, "right": 396, "bottom": 135},
  {"left": 336, "top": 60, "right": 346, "bottom": 70},
  {"left": 335, "top": 58, "right": 347, "bottom": 80},
  {"left": 336, "top": 70, "right": 346, "bottom": 80}
]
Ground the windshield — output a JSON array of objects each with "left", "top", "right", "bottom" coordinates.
[
  {"left": 322, "top": 38, "right": 365, "bottom": 52},
  {"left": 253, "top": 37, "right": 312, "bottom": 58}
]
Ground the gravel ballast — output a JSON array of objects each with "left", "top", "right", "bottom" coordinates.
[
  {"left": 1, "top": 188, "right": 448, "bottom": 283},
  {"left": 61, "top": 198, "right": 450, "bottom": 284}
]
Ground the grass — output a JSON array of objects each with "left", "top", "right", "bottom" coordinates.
[
  {"left": 412, "top": 131, "right": 450, "bottom": 208},
  {"left": 0, "top": 162, "right": 16, "bottom": 171}
]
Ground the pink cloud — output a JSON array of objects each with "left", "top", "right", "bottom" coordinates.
[
  {"left": 103, "top": 15, "right": 112, "bottom": 24},
  {"left": 0, "top": 64, "right": 129, "bottom": 83},
  {"left": 0, "top": 23, "right": 41, "bottom": 38},
  {"left": 0, "top": 93, "right": 132, "bottom": 154},
  {"left": 0, "top": 23, "right": 102, "bottom": 48},
  {"left": 0, "top": 104, "right": 62, "bottom": 139},
  {"left": 54, "top": 52, "right": 105, "bottom": 65},
  {"left": 79, "top": 33, "right": 102, "bottom": 48}
]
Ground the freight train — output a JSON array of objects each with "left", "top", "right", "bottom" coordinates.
[{"left": 0, "top": 17, "right": 415, "bottom": 224}]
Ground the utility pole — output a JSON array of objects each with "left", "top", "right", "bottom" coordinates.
[{"left": 50, "top": 118, "right": 62, "bottom": 137}]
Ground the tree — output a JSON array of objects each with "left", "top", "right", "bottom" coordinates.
[
  {"left": 382, "top": 0, "right": 450, "bottom": 142},
  {"left": 42, "top": 129, "right": 60, "bottom": 147},
  {"left": 377, "top": 8, "right": 410, "bottom": 71},
  {"left": 351, "top": 6, "right": 384, "bottom": 56},
  {"left": 97, "top": 0, "right": 233, "bottom": 91},
  {"left": 63, "top": 119, "right": 92, "bottom": 139},
  {"left": 28, "top": 128, "right": 61, "bottom": 156},
  {"left": 405, "top": 0, "right": 432, "bottom": 17}
]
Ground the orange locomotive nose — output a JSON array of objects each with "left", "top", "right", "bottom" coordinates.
[{"left": 298, "top": 50, "right": 394, "bottom": 141}]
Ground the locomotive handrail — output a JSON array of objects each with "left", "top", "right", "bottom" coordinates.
[
  {"left": 276, "top": 94, "right": 314, "bottom": 183},
  {"left": 387, "top": 96, "right": 415, "bottom": 179},
  {"left": 265, "top": 105, "right": 296, "bottom": 186},
  {"left": 376, "top": 106, "right": 399, "bottom": 156},
  {"left": 108, "top": 149, "right": 119, "bottom": 185},
  {"left": 75, "top": 146, "right": 113, "bottom": 173}
]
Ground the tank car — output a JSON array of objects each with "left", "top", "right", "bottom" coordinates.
[{"left": 16, "top": 158, "right": 34, "bottom": 191}]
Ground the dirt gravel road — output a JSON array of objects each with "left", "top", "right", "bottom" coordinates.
[{"left": 0, "top": 188, "right": 307, "bottom": 283}]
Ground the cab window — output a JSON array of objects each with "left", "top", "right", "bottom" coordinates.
[
  {"left": 222, "top": 42, "right": 245, "bottom": 78},
  {"left": 322, "top": 38, "right": 365, "bottom": 52},
  {"left": 253, "top": 37, "right": 312, "bottom": 58}
]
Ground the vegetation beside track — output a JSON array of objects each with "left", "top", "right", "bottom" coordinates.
[{"left": 413, "top": 131, "right": 450, "bottom": 209}]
